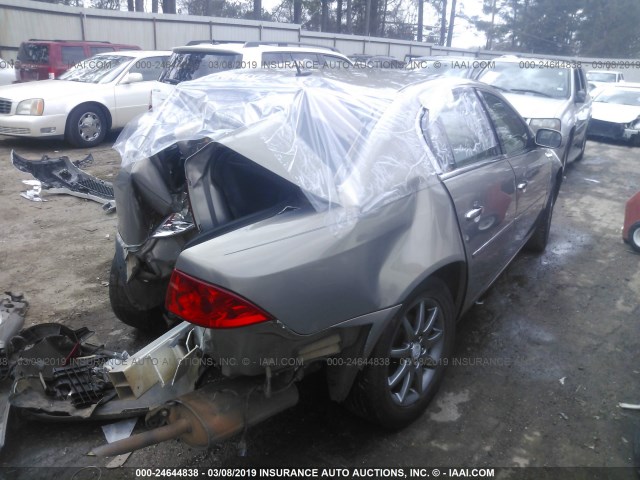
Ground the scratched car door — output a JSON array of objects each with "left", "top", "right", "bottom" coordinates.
[
  {"left": 478, "top": 89, "right": 551, "bottom": 244},
  {"left": 425, "top": 88, "right": 518, "bottom": 306}
]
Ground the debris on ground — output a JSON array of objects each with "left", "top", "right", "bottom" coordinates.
[
  {"left": 101, "top": 418, "right": 138, "bottom": 468},
  {"left": 0, "top": 290, "right": 204, "bottom": 453},
  {"left": 19, "top": 180, "right": 48, "bottom": 202},
  {"left": 11, "top": 150, "right": 116, "bottom": 211}
]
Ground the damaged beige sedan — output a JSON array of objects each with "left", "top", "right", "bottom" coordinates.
[{"left": 5, "top": 70, "right": 563, "bottom": 455}]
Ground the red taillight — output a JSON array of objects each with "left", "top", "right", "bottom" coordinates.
[{"left": 165, "top": 270, "right": 273, "bottom": 328}]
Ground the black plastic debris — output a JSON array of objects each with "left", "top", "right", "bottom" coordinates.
[{"left": 11, "top": 150, "right": 115, "bottom": 207}]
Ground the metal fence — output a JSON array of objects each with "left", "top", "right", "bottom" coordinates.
[{"left": 2, "top": 0, "right": 640, "bottom": 81}]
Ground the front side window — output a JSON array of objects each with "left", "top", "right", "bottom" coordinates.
[
  {"left": 479, "top": 91, "right": 530, "bottom": 156},
  {"left": 128, "top": 56, "right": 168, "bottom": 81}
]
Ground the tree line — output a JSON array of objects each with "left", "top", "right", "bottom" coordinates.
[{"left": 35, "top": 0, "right": 640, "bottom": 57}]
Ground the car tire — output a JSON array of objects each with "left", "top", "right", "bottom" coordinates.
[
  {"left": 66, "top": 104, "right": 108, "bottom": 148},
  {"left": 629, "top": 222, "right": 640, "bottom": 253},
  {"left": 109, "top": 251, "right": 164, "bottom": 331},
  {"left": 346, "top": 278, "right": 455, "bottom": 430},
  {"left": 526, "top": 194, "right": 555, "bottom": 253}
]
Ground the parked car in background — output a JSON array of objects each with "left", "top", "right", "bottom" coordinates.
[
  {"left": 150, "top": 41, "right": 353, "bottom": 109},
  {"left": 587, "top": 83, "right": 640, "bottom": 146},
  {"left": 586, "top": 70, "right": 624, "bottom": 91},
  {"left": 0, "top": 57, "right": 16, "bottom": 85},
  {"left": 111, "top": 71, "right": 563, "bottom": 428},
  {"left": 476, "top": 57, "right": 592, "bottom": 170},
  {"left": 14, "top": 39, "right": 140, "bottom": 82},
  {"left": 349, "top": 54, "right": 405, "bottom": 69},
  {"left": 0, "top": 50, "right": 169, "bottom": 147},
  {"left": 407, "top": 56, "right": 485, "bottom": 79}
]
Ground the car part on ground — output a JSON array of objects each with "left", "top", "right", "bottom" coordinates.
[
  {"left": 91, "top": 378, "right": 299, "bottom": 456},
  {"left": 4, "top": 320, "right": 203, "bottom": 427},
  {"left": 109, "top": 70, "right": 562, "bottom": 435},
  {"left": 0, "top": 292, "right": 28, "bottom": 450},
  {"left": 0, "top": 292, "right": 28, "bottom": 380},
  {"left": 11, "top": 151, "right": 115, "bottom": 208}
]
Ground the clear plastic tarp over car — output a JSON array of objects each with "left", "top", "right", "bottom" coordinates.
[{"left": 114, "top": 70, "right": 474, "bottom": 219}]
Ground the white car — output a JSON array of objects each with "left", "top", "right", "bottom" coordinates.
[
  {"left": 587, "top": 83, "right": 640, "bottom": 146},
  {"left": 151, "top": 41, "right": 353, "bottom": 109},
  {"left": 586, "top": 70, "right": 625, "bottom": 91},
  {"left": 0, "top": 50, "right": 170, "bottom": 147},
  {"left": 0, "top": 57, "right": 16, "bottom": 86}
]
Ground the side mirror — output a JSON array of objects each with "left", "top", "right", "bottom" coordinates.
[
  {"left": 121, "top": 72, "right": 144, "bottom": 85},
  {"left": 535, "top": 128, "right": 562, "bottom": 149},
  {"left": 575, "top": 89, "right": 587, "bottom": 103}
]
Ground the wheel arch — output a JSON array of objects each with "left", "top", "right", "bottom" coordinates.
[
  {"left": 65, "top": 101, "right": 113, "bottom": 135},
  {"left": 328, "top": 260, "right": 467, "bottom": 403}
]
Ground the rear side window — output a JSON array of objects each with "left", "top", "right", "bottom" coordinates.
[
  {"left": 17, "top": 43, "right": 49, "bottom": 64},
  {"left": 61, "top": 46, "right": 86, "bottom": 66},
  {"left": 424, "top": 89, "right": 500, "bottom": 169}
]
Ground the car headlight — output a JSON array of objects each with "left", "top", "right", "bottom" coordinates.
[
  {"left": 16, "top": 98, "right": 44, "bottom": 116},
  {"left": 529, "top": 118, "right": 561, "bottom": 131}
]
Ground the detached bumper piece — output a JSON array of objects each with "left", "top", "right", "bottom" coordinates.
[
  {"left": 7, "top": 321, "right": 203, "bottom": 421},
  {"left": 10, "top": 150, "right": 115, "bottom": 207}
]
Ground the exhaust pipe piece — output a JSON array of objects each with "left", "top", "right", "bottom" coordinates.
[{"left": 92, "top": 379, "right": 298, "bottom": 456}]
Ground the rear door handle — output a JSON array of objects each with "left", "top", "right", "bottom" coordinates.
[{"left": 465, "top": 207, "right": 484, "bottom": 221}]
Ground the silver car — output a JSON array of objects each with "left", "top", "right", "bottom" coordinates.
[
  {"left": 476, "top": 58, "right": 592, "bottom": 170},
  {"left": 111, "top": 70, "right": 563, "bottom": 428}
]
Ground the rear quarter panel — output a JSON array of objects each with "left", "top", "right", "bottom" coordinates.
[{"left": 175, "top": 182, "right": 466, "bottom": 335}]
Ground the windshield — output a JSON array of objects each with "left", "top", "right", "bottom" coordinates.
[
  {"left": 159, "top": 52, "right": 242, "bottom": 84},
  {"left": 478, "top": 62, "right": 571, "bottom": 99},
  {"left": 58, "top": 54, "right": 132, "bottom": 83},
  {"left": 594, "top": 88, "right": 640, "bottom": 106},
  {"left": 587, "top": 72, "right": 617, "bottom": 82}
]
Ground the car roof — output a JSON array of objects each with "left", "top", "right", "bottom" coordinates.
[{"left": 94, "top": 50, "right": 171, "bottom": 58}]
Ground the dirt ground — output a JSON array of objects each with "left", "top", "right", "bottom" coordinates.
[{"left": 0, "top": 133, "right": 638, "bottom": 479}]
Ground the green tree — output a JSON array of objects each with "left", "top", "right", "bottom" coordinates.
[{"left": 575, "top": 0, "right": 640, "bottom": 58}]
